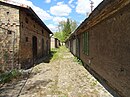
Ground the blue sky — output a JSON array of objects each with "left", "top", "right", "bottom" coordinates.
[{"left": 6, "top": 0, "right": 103, "bottom": 32}]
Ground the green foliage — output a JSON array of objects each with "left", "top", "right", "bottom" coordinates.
[
  {"left": 70, "top": 20, "right": 78, "bottom": 32},
  {"left": 62, "top": 19, "right": 71, "bottom": 41},
  {"left": 91, "top": 80, "right": 98, "bottom": 86},
  {"left": 58, "top": 21, "right": 66, "bottom": 32},
  {"left": 54, "top": 18, "right": 78, "bottom": 43},
  {"left": 51, "top": 46, "right": 67, "bottom": 61},
  {"left": 54, "top": 32, "right": 64, "bottom": 43},
  {"left": 73, "top": 57, "right": 83, "bottom": 65},
  {"left": 0, "top": 69, "right": 21, "bottom": 84},
  {"left": 51, "top": 48, "right": 59, "bottom": 61}
]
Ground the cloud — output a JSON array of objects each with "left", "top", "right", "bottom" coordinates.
[
  {"left": 50, "top": 2, "right": 72, "bottom": 16},
  {"left": 68, "top": 0, "right": 75, "bottom": 8},
  {"left": 9, "top": 0, "right": 52, "bottom": 21},
  {"left": 48, "top": 17, "right": 67, "bottom": 32},
  {"left": 32, "top": 6, "right": 53, "bottom": 20},
  {"left": 45, "top": 0, "right": 51, "bottom": 3},
  {"left": 47, "top": 24, "right": 58, "bottom": 32},
  {"left": 76, "top": 0, "right": 90, "bottom": 15},
  {"left": 93, "top": 0, "right": 103, "bottom": 8},
  {"left": 69, "top": 0, "right": 74, "bottom": 4},
  {"left": 76, "top": 0, "right": 103, "bottom": 15},
  {"left": 53, "top": 17, "right": 67, "bottom": 24}
]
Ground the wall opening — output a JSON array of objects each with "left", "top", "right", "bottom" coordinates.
[
  {"left": 76, "top": 38, "right": 80, "bottom": 58},
  {"left": 42, "top": 38, "right": 44, "bottom": 56},
  {"left": 32, "top": 36, "right": 37, "bottom": 59}
]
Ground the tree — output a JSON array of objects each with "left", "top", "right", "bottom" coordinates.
[
  {"left": 70, "top": 20, "right": 78, "bottom": 32},
  {"left": 62, "top": 19, "right": 71, "bottom": 41},
  {"left": 54, "top": 32, "right": 64, "bottom": 43},
  {"left": 58, "top": 21, "right": 65, "bottom": 32},
  {"left": 54, "top": 18, "right": 78, "bottom": 43}
]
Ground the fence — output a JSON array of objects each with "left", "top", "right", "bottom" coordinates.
[{"left": 0, "top": 26, "right": 18, "bottom": 73}]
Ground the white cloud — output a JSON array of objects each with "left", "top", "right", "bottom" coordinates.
[
  {"left": 68, "top": 0, "right": 75, "bottom": 8},
  {"left": 9, "top": 0, "right": 52, "bottom": 21},
  {"left": 47, "top": 24, "right": 58, "bottom": 32},
  {"left": 76, "top": 0, "right": 90, "bottom": 15},
  {"left": 50, "top": 2, "right": 72, "bottom": 16},
  {"left": 69, "top": 0, "right": 74, "bottom": 4},
  {"left": 48, "top": 17, "right": 67, "bottom": 32},
  {"left": 45, "top": 0, "right": 51, "bottom": 3},
  {"left": 93, "top": 0, "right": 103, "bottom": 8},
  {"left": 76, "top": 0, "right": 103, "bottom": 15},
  {"left": 32, "top": 6, "right": 53, "bottom": 20},
  {"left": 53, "top": 17, "right": 67, "bottom": 24}
]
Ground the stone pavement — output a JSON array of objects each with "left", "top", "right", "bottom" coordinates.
[{"left": 0, "top": 46, "right": 113, "bottom": 97}]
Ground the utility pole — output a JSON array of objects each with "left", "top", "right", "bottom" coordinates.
[{"left": 90, "top": 0, "right": 94, "bottom": 12}]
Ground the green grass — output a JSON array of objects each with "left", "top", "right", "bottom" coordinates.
[
  {"left": 91, "top": 80, "right": 98, "bottom": 86},
  {"left": 73, "top": 57, "right": 83, "bottom": 65},
  {"left": 51, "top": 46, "right": 67, "bottom": 61},
  {"left": 0, "top": 69, "right": 21, "bottom": 84},
  {"left": 50, "top": 48, "right": 59, "bottom": 61}
]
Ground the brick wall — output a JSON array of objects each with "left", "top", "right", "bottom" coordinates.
[
  {"left": 79, "top": 2, "right": 130, "bottom": 97},
  {"left": 0, "top": 4, "right": 20, "bottom": 71},
  {"left": 19, "top": 10, "right": 50, "bottom": 68},
  {"left": 0, "top": 2, "right": 51, "bottom": 69}
]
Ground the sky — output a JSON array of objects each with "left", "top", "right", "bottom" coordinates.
[{"left": 7, "top": 0, "right": 103, "bottom": 32}]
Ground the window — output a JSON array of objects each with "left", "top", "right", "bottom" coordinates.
[
  {"left": 42, "top": 30, "right": 44, "bottom": 34},
  {"left": 25, "top": 37, "right": 28, "bottom": 42},
  {"left": 25, "top": 17, "right": 28, "bottom": 24},
  {"left": 83, "top": 32, "right": 89, "bottom": 55}
]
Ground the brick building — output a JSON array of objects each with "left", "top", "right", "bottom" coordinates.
[
  {"left": 0, "top": 1, "right": 52, "bottom": 70},
  {"left": 51, "top": 37, "right": 61, "bottom": 49},
  {"left": 66, "top": 0, "right": 130, "bottom": 97}
]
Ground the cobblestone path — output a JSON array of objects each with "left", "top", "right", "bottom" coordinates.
[{"left": 0, "top": 46, "right": 113, "bottom": 97}]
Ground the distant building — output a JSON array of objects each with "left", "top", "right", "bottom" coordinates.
[
  {"left": 0, "top": 1, "right": 52, "bottom": 70},
  {"left": 51, "top": 37, "right": 61, "bottom": 49}
]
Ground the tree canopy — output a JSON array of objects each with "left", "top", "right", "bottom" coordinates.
[{"left": 54, "top": 18, "right": 78, "bottom": 43}]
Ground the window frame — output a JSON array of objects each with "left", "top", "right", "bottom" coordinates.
[{"left": 83, "top": 32, "right": 89, "bottom": 55}]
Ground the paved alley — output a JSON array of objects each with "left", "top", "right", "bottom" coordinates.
[{"left": 0, "top": 46, "right": 113, "bottom": 97}]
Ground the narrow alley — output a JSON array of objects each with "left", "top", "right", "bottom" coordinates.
[
  {"left": 0, "top": 46, "right": 112, "bottom": 97},
  {"left": 0, "top": 0, "right": 130, "bottom": 97}
]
